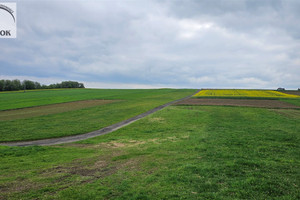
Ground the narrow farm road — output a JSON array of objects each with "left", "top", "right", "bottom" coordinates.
[{"left": 0, "top": 91, "right": 198, "bottom": 147}]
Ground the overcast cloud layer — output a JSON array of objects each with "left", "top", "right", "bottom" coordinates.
[{"left": 1, "top": 0, "right": 300, "bottom": 89}]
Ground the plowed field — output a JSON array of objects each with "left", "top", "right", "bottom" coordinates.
[
  {"left": 281, "top": 91, "right": 300, "bottom": 96},
  {"left": 176, "top": 98, "right": 300, "bottom": 108}
]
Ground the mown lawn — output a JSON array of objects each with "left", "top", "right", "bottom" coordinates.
[
  {"left": 1, "top": 104, "right": 299, "bottom": 199},
  {"left": 0, "top": 89, "right": 196, "bottom": 142}
]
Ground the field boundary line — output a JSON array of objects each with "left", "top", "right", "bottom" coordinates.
[{"left": 0, "top": 91, "right": 199, "bottom": 146}]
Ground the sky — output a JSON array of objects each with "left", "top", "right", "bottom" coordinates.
[{"left": 0, "top": 0, "right": 299, "bottom": 89}]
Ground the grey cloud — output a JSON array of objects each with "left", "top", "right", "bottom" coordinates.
[{"left": 0, "top": 0, "right": 299, "bottom": 89}]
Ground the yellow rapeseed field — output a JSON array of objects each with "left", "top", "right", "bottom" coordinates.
[{"left": 194, "top": 89, "right": 299, "bottom": 98}]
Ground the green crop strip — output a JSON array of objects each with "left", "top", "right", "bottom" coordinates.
[{"left": 1, "top": 103, "right": 299, "bottom": 199}]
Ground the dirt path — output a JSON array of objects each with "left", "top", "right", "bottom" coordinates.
[{"left": 0, "top": 92, "right": 198, "bottom": 147}]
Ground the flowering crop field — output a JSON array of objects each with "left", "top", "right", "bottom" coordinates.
[{"left": 194, "top": 89, "right": 300, "bottom": 98}]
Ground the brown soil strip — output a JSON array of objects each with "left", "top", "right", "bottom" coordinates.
[
  {"left": 0, "top": 100, "right": 116, "bottom": 121},
  {"left": 280, "top": 91, "right": 300, "bottom": 96},
  {"left": 175, "top": 98, "right": 300, "bottom": 109}
]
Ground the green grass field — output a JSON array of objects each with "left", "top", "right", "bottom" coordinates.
[
  {"left": 0, "top": 88, "right": 194, "bottom": 111},
  {"left": 0, "top": 89, "right": 299, "bottom": 199},
  {"left": 0, "top": 89, "right": 196, "bottom": 142}
]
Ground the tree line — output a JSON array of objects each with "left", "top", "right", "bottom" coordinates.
[{"left": 0, "top": 79, "right": 85, "bottom": 91}]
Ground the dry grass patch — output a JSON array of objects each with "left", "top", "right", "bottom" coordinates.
[
  {"left": 65, "top": 135, "right": 190, "bottom": 151},
  {"left": 99, "top": 140, "right": 147, "bottom": 149},
  {"left": 148, "top": 117, "right": 165, "bottom": 123},
  {"left": 64, "top": 140, "right": 147, "bottom": 150},
  {"left": 0, "top": 100, "right": 117, "bottom": 121}
]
